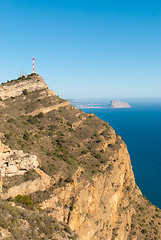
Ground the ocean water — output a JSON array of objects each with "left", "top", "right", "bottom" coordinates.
[{"left": 82, "top": 102, "right": 161, "bottom": 209}]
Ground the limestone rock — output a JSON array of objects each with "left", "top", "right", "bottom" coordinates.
[
  {"left": 0, "top": 227, "right": 12, "bottom": 239},
  {"left": 40, "top": 142, "right": 141, "bottom": 240},
  {"left": 1, "top": 168, "right": 51, "bottom": 199},
  {"left": 0, "top": 74, "right": 50, "bottom": 100},
  {"left": 0, "top": 142, "right": 38, "bottom": 177}
]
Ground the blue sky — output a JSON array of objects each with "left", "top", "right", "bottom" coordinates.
[{"left": 0, "top": 0, "right": 161, "bottom": 100}]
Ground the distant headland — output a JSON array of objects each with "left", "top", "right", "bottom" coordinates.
[
  {"left": 69, "top": 99, "right": 132, "bottom": 109},
  {"left": 109, "top": 100, "right": 131, "bottom": 108}
]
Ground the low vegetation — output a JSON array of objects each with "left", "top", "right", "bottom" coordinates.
[{"left": 0, "top": 198, "right": 78, "bottom": 239}]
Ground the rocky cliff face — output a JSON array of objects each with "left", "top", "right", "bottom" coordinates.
[
  {"left": 0, "top": 74, "right": 160, "bottom": 240},
  {"left": 41, "top": 141, "right": 139, "bottom": 240},
  {"left": 0, "top": 142, "right": 38, "bottom": 177},
  {"left": 0, "top": 74, "right": 50, "bottom": 100}
]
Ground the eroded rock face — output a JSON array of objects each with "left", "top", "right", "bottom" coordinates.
[
  {"left": 1, "top": 168, "right": 51, "bottom": 200},
  {"left": 41, "top": 142, "right": 141, "bottom": 240},
  {"left": 0, "top": 74, "right": 50, "bottom": 100},
  {"left": 0, "top": 142, "right": 39, "bottom": 177}
]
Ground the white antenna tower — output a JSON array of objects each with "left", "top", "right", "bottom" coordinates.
[{"left": 32, "top": 57, "right": 36, "bottom": 73}]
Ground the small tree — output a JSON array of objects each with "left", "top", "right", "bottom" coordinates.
[
  {"left": 23, "top": 131, "right": 30, "bottom": 141},
  {"left": 23, "top": 89, "right": 28, "bottom": 95},
  {"left": 37, "top": 112, "right": 44, "bottom": 118}
]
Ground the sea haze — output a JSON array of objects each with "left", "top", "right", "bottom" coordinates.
[{"left": 82, "top": 101, "right": 161, "bottom": 209}]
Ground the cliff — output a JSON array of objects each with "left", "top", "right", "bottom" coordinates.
[
  {"left": 0, "top": 73, "right": 50, "bottom": 100},
  {"left": 0, "top": 74, "right": 160, "bottom": 240}
]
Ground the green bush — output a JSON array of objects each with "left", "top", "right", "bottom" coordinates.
[
  {"left": 23, "top": 131, "right": 30, "bottom": 141},
  {"left": 23, "top": 89, "right": 28, "bottom": 95},
  {"left": 49, "top": 124, "right": 56, "bottom": 130},
  {"left": 7, "top": 118, "right": 15, "bottom": 123},
  {"left": 81, "top": 149, "right": 88, "bottom": 155},
  {"left": 30, "top": 73, "right": 38, "bottom": 76},
  {"left": 37, "top": 112, "right": 44, "bottom": 118},
  {"left": 95, "top": 154, "right": 101, "bottom": 159},
  {"left": 131, "top": 223, "right": 135, "bottom": 229},
  {"left": 67, "top": 121, "right": 72, "bottom": 127},
  {"left": 39, "top": 126, "right": 45, "bottom": 130},
  {"left": 5, "top": 133, "right": 11, "bottom": 140},
  {"left": 141, "top": 229, "right": 147, "bottom": 234},
  {"left": 65, "top": 177, "right": 74, "bottom": 183},
  {"left": 27, "top": 116, "right": 38, "bottom": 124},
  {"left": 15, "top": 195, "right": 34, "bottom": 208}
]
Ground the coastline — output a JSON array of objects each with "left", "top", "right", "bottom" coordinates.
[
  {"left": 82, "top": 104, "right": 161, "bottom": 209},
  {"left": 78, "top": 106, "right": 132, "bottom": 109}
]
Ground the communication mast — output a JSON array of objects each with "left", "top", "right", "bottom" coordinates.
[{"left": 32, "top": 57, "right": 36, "bottom": 73}]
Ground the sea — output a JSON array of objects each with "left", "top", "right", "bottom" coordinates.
[{"left": 81, "top": 101, "right": 161, "bottom": 209}]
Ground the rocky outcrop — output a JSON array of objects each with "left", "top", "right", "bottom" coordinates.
[
  {"left": 0, "top": 227, "right": 12, "bottom": 239},
  {"left": 0, "top": 74, "right": 50, "bottom": 100},
  {"left": 0, "top": 143, "right": 38, "bottom": 177},
  {"left": 0, "top": 140, "right": 51, "bottom": 199},
  {"left": 1, "top": 168, "right": 51, "bottom": 200},
  {"left": 27, "top": 101, "right": 70, "bottom": 116}
]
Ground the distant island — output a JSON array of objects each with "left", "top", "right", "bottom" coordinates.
[
  {"left": 69, "top": 99, "right": 132, "bottom": 109},
  {"left": 109, "top": 100, "right": 131, "bottom": 108}
]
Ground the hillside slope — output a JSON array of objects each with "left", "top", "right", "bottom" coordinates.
[{"left": 0, "top": 74, "right": 160, "bottom": 240}]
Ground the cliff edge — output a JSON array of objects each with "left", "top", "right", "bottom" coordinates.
[
  {"left": 0, "top": 73, "right": 51, "bottom": 100},
  {"left": 0, "top": 74, "right": 160, "bottom": 240}
]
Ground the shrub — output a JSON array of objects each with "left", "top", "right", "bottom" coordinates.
[
  {"left": 39, "top": 126, "right": 45, "bottom": 130},
  {"left": 67, "top": 121, "right": 72, "bottom": 127},
  {"left": 15, "top": 195, "right": 34, "bottom": 208},
  {"left": 139, "top": 206, "right": 144, "bottom": 211},
  {"left": 141, "top": 229, "right": 147, "bottom": 234},
  {"left": 95, "top": 154, "right": 101, "bottom": 159},
  {"left": 23, "top": 89, "right": 28, "bottom": 95},
  {"left": 27, "top": 116, "right": 38, "bottom": 124},
  {"left": 81, "top": 149, "right": 88, "bottom": 155},
  {"left": 64, "top": 225, "right": 72, "bottom": 234},
  {"left": 65, "top": 177, "right": 74, "bottom": 183},
  {"left": 37, "top": 112, "right": 44, "bottom": 118},
  {"left": 107, "top": 163, "right": 114, "bottom": 171},
  {"left": 30, "top": 73, "right": 38, "bottom": 76},
  {"left": 7, "top": 118, "right": 15, "bottom": 123},
  {"left": 23, "top": 131, "right": 30, "bottom": 141},
  {"left": 46, "top": 152, "right": 52, "bottom": 156},
  {"left": 131, "top": 223, "right": 135, "bottom": 229},
  {"left": 49, "top": 124, "right": 56, "bottom": 130},
  {"left": 34, "top": 134, "right": 39, "bottom": 138},
  {"left": 5, "top": 133, "right": 11, "bottom": 140},
  {"left": 41, "top": 146, "right": 44, "bottom": 151},
  {"left": 100, "top": 159, "right": 106, "bottom": 163}
]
